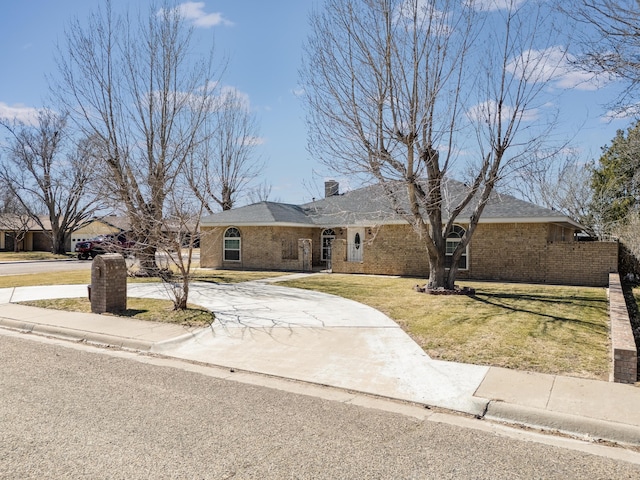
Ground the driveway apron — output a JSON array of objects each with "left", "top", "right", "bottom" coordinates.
[{"left": 0, "top": 280, "right": 489, "bottom": 415}]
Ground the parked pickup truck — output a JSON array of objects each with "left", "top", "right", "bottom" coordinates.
[{"left": 75, "top": 234, "right": 135, "bottom": 260}]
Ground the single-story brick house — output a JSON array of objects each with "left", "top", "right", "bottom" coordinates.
[
  {"left": 200, "top": 180, "right": 618, "bottom": 286},
  {"left": 0, "top": 215, "right": 132, "bottom": 253}
]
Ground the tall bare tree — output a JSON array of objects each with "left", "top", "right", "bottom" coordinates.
[
  {"left": 0, "top": 110, "right": 100, "bottom": 254},
  {"left": 566, "top": 0, "right": 640, "bottom": 117},
  {"left": 54, "top": 0, "right": 221, "bottom": 277},
  {"left": 186, "top": 89, "right": 264, "bottom": 212},
  {"left": 302, "top": 0, "right": 565, "bottom": 290}
]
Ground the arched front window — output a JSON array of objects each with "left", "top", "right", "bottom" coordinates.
[
  {"left": 224, "top": 227, "right": 241, "bottom": 262},
  {"left": 321, "top": 228, "right": 335, "bottom": 261},
  {"left": 445, "top": 225, "right": 468, "bottom": 270}
]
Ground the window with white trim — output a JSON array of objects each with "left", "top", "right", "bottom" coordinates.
[
  {"left": 445, "top": 225, "right": 467, "bottom": 270},
  {"left": 224, "top": 227, "right": 241, "bottom": 262}
]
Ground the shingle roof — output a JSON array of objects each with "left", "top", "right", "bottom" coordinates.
[
  {"left": 201, "top": 202, "right": 314, "bottom": 226},
  {"left": 201, "top": 180, "right": 582, "bottom": 229}
]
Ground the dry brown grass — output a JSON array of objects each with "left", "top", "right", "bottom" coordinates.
[
  {"left": 281, "top": 274, "right": 610, "bottom": 380},
  {"left": 0, "top": 269, "right": 287, "bottom": 289},
  {"left": 0, "top": 252, "right": 72, "bottom": 261}
]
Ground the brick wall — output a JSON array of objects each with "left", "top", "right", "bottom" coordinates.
[
  {"left": 331, "top": 224, "right": 429, "bottom": 276},
  {"left": 470, "top": 223, "right": 618, "bottom": 286},
  {"left": 200, "top": 225, "right": 319, "bottom": 270},
  {"left": 608, "top": 273, "right": 638, "bottom": 383},
  {"left": 202, "top": 222, "right": 618, "bottom": 286},
  {"left": 332, "top": 223, "right": 617, "bottom": 286}
]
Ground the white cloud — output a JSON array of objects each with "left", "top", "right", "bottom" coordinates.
[
  {"left": 466, "top": 0, "right": 527, "bottom": 12},
  {"left": 507, "top": 46, "right": 605, "bottom": 91},
  {"left": 466, "top": 99, "right": 540, "bottom": 124},
  {"left": 602, "top": 104, "right": 640, "bottom": 121},
  {"left": 0, "top": 102, "right": 40, "bottom": 125},
  {"left": 241, "top": 136, "right": 266, "bottom": 147},
  {"left": 176, "top": 2, "right": 233, "bottom": 28}
]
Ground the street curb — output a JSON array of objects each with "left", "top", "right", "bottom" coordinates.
[
  {"left": 0, "top": 317, "right": 154, "bottom": 352},
  {"left": 4, "top": 316, "right": 639, "bottom": 447},
  {"left": 484, "top": 400, "right": 640, "bottom": 447},
  {"left": 150, "top": 327, "right": 210, "bottom": 352}
]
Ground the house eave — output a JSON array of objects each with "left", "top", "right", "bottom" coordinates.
[
  {"left": 475, "top": 216, "right": 584, "bottom": 230},
  {"left": 200, "top": 221, "right": 315, "bottom": 228}
]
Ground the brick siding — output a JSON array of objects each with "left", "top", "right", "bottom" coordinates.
[
  {"left": 200, "top": 226, "right": 319, "bottom": 271},
  {"left": 201, "top": 222, "right": 618, "bottom": 286},
  {"left": 331, "top": 223, "right": 617, "bottom": 286}
]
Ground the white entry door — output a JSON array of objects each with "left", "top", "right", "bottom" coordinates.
[{"left": 347, "top": 227, "right": 365, "bottom": 262}]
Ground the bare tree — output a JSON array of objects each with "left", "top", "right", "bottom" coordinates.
[
  {"left": 0, "top": 190, "right": 32, "bottom": 252},
  {"left": 302, "top": 0, "right": 565, "bottom": 290},
  {"left": 511, "top": 151, "right": 595, "bottom": 233},
  {"left": 54, "top": 0, "right": 221, "bottom": 277},
  {"left": 0, "top": 110, "right": 100, "bottom": 254},
  {"left": 566, "top": 0, "right": 640, "bottom": 116},
  {"left": 154, "top": 184, "right": 204, "bottom": 310},
  {"left": 186, "top": 89, "right": 264, "bottom": 212},
  {"left": 246, "top": 180, "right": 274, "bottom": 204}
]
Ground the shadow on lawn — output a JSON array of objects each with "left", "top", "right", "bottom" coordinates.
[{"left": 468, "top": 292, "right": 607, "bottom": 330}]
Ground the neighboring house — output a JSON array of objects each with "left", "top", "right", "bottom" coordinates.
[
  {"left": 0, "top": 215, "right": 132, "bottom": 253},
  {"left": 70, "top": 216, "right": 131, "bottom": 250},
  {"left": 200, "top": 180, "right": 618, "bottom": 287},
  {"left": 0, "top": 215, "right": 53, "bottom": 252}
]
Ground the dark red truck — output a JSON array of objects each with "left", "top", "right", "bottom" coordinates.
[{"left": 74, "top": 234, "right": 135, "bottom": 260}]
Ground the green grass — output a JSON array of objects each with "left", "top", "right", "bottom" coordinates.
[
  {"left": 21, "top": 297, "right": 215, "bottom": 327},
  {"left": 281, "top": 274, "right": 610, "bottom": 380}
]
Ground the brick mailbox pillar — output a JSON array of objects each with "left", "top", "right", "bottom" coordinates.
[{"left": 90, "top": 253, "right": 127, "bottom": 314}]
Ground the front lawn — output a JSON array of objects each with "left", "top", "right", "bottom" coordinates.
[
  {"left": 0, "top": 269, "right": 288, "bottom": 289},
  {"left": 280, "top": 274, "right": 610, "bottom": 380}
]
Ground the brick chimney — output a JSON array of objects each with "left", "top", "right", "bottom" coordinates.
[{"left": 325, "top": 180, "right": 339, "bottom": 197}]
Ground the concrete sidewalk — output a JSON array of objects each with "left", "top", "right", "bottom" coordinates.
[{"left": 1, "top": 280, "right": 639, "bottom": 446}]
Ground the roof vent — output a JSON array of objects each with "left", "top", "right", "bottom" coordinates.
[{"left": 325, "top": 180, "right": 339, "bottom": 198}]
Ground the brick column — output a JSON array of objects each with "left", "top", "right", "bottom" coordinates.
[{"left": 91, "top": 253, "right": 127, "bottom": 314}]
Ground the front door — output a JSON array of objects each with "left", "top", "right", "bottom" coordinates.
[{"left": 347, "top": 227, "right": 365, "bottom": 262}]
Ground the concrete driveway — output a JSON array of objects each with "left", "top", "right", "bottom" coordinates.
[{"left": 0, "top": 278, "right": 489, "bottom": 415}]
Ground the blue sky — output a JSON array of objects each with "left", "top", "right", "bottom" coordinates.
[{"left": 0, "top": 0, "right": 634, "bottom": 205}]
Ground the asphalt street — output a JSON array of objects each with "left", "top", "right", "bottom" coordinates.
[
  {"left": 2, "top": 333, "right": 639, "bottom": 479},
  {"left": 0, "top": 259, "right": 92, "bottom": 276}
]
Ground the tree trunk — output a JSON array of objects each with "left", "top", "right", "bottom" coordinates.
[
  {"left": 137, "top": 244, "right": 158, "bottom": 276},
  {"left": 427, "top": 252, "right": 446, "bottom": 290},
  {"left": 174, "top": 282, "right": 189, "bottom": 310},
  {"left": 52, "top": 229, "right": 67, "bottom": 255}
]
